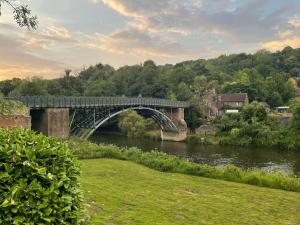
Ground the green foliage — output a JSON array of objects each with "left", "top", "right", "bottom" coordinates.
[
  {"left": 291, "top": 104, "right": 300, "bottom": 131},
  {"left": 0, "top": 129, "right": 83, "bottom": 225},
  {"left": 68, "top": 137, "right": 125, "bottom": 160},
  {"left": 185, "top": 105, "right": 202, "bottom": 132},
  {"left": 214, "top": 101, "right": 300, "bottom": 149},
  {"left": 0, "top": 98, "right": 28, "bottom": 117},
  {"left": 241, "top": 102, "right": 267, "bottom": 123},
  {"left": 10, "top": 77, "right": 48, "bottom": 96},
  {"left": 144, "top": 131, "right": 161, "bottom": 141},
  {"left": 175, "top": 82, "right": 193, "bottom": 101},
  {"left": 118, "top": 110, "right": 146, "bottom": 138},
  {"left": 69, "top": 138, "right": 300, "bottom": 193},
  {"left": 1, "top": 48, "right": 300, "bottom": 109}
]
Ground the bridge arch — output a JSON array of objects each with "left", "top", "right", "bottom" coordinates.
[
  {"left": 72, "top": 106, "right": 179, "bottom": 139},
  {"left": 7, "top": 96, "right": 189, "bottom": 140}
]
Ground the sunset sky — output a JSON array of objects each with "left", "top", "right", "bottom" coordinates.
[{"left": 0, "top": 0, "right": 300, "bottom": 80}]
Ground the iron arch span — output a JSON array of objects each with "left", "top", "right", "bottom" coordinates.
[{"left": 70, "top": 106, "right": 179, "bottom": 139}]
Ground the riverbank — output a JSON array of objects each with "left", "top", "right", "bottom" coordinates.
[
  {"left": 68, "top": 138, "right": 300, "bottom": 192},
  {"left": 81, "top": 158, "right": 300, "bottom": 225},
  {"left": 186, "top": 131, "right": 300, "bottom": 151}
]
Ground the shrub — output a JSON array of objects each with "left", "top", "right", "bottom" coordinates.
[
  {"left": 241, "top": 102, "right": 267, "bottom": 123},
  {"left": 0, "top": 129, "right": 83, "bottom": 225},
  {"left": 144, "top": 131, "right": 161, "bottom": 141},
  {"left": 118, "top": 110, "right": 146, "bottom": 138},
  {"left": 0, "top": 98, "right": 28, "bottom": 117}
]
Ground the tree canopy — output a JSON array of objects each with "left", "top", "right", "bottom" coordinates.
[{"left": 1, "top": 47, "right": 299, "bottom": 109}]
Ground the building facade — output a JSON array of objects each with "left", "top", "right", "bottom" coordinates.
[{"left": 217, "top": 93, "right": 249, "bottom": 114}]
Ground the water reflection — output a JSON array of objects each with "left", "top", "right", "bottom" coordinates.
[{"left": 90, "top": 133, "right": 300, "bottom": 177}]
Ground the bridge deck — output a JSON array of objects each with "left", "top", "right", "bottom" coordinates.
[{"left": 7, "top": 96, "right": 190, "bottom": 109}]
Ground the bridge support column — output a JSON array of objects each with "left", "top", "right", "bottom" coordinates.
[
  {"left": 161, "top": 108, "right": 187, "bottom": 142},
  {"left": 31, "top": 108, "right": 69, "bottom": 139}
]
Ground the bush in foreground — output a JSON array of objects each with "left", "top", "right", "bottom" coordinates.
[
  {"left": 0, "top": 129, "right": 83, "bottom": 225},
  {"left": 68, "top": 138, "right": 300, "bottom": 193}
]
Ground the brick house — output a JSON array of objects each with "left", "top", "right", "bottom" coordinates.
[{"left": 217, "top": 93, "right": 249, "bottom": 112}]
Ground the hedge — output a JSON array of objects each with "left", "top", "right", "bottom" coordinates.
[{"left": 0, "top": 128, "right": 83, "bottom": 225}]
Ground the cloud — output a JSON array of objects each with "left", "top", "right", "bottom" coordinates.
[
  {"left": 289, "top": 16, "right": 300, "bottom": 28},
  {"left": 262, "top": 37, "right": 300, "bottom": 51},
  {"left": 90, "top": 27, "right": 197, "bottom": 58},
  {"left": 100, "top": 0, "right": 203, "bottom": 18},
  {"left": 0, "top": 26, "right": 66, "bottom": 79},
  {"left": 99, "top": 0, "right": 298, "bottom": 43},
  {"left": 22, "top": 25, "right": 76, "bottom": 50}
]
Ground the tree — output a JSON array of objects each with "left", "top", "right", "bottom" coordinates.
[
  {"left": 0, "top": 0, "right": 38, "bottom": 29},
  {"left": 241, "top": 102, "right": 267, "bottom": 123},
  {"left": 10, "top": 77, "right": 48, "bottom": 96},
  {"left": 176, "top": 82, "right": 193, "bottom": 101},
  {"left": 185, "top": 105, "right": 202, "bottom": 132},
  {"left": 291, "top": 104, "right": 300, "bottom": 131},
  {"left": 0, "top": 78, "right": 22, "bottom": 96},
  {"left": 118, "top": 111, "right": 146, "bottom": 138}
]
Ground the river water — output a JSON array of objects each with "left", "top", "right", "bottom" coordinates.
[{"left": 90, "top": 133, "right": 300, "bottom": 177}]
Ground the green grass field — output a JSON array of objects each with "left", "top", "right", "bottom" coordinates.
[{"left": 81, "top": 159, "right": 300, "bottom": 225}]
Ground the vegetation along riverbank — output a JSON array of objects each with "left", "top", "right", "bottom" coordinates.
[
  {"left": 68, "top": 138, "right": 300, "bottom": 193},
  {"left": 187, "top": 101, "right": 300, "bottom": 150}
]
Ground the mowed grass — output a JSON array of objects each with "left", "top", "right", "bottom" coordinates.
[{"left": 81, "top": 159, "right": 300, "bottom": 225}]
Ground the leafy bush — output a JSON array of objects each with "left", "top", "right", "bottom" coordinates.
[
  {"left": 118, "top": 110, "right": 146, "bottom": 138},
  {"left": 69, "top": 138, "right": 300, "bottom": 193},
  {"left": 241, "top": 102, "right": 267, "bottom": 123},
  {"left": 0, "top": 129, "right": 83, "bottom": 225},
  {"left": 0, "top": 98, "right": 28, "bottom": 117},
  {"left": 144, "top": 131, "right": 161, "bottom": 141},
  {"left": 68, "top": 137, "right": 125, "bottom": 160},
  {"left": 291, "top": 104, "right": 300, "bottom": 131}
]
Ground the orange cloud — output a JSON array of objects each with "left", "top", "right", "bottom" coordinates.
[
  {"left": 289, "top": 16, "right": 300, "bottom": 28},
  {"left": 90, "top": 28, "right": 197, "bottom": 58},
  {"left": 262, "top": 37, "right": 300, "bottom": 51}
]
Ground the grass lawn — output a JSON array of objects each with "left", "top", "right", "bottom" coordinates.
[{"left": 81, "top": 159, "right": 300, "bottom": 225}]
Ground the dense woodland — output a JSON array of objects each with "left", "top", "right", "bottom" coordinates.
[{"left": 1, "top": 47, "right": 299, "bottom": 108}]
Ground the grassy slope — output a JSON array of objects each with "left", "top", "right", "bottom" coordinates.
[{"left": 81, "top": 159, "right": 300, "bottom": 225}]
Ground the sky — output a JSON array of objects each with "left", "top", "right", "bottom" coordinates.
[{"left": 0, "top": 0, "right": 300, "bottom": 80}]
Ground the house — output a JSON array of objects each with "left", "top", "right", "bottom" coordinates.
[
  {"left": 296, "top": 89, "right": 300, "bottom": 102},
  {"left": 217, "top": 93, "right": 249, "bottom": 113}
]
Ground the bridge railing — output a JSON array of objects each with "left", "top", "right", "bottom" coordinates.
[{"left": 6, "top": 96, "right": 190, "bottom": 109}]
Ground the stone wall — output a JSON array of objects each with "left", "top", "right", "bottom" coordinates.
[
  {"left": 0, "top": 108, "right": 31, "bottom": 129},
  {"left": 0, "top": 115, "right": 31, "bottom": 129}
]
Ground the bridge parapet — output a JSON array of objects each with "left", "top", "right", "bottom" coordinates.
[{"left": 6, "top": 96, "right": 190, "bottom": 109}]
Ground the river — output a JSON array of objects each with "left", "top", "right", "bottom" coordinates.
[{"left": 90, "top": 133, "right": 300, "bottom": 177}]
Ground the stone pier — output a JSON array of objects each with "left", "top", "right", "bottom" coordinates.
[
  {"left": 31, "top": 108, "right": 69, "bottom": 139},
  {"left": 161, "top": 108, "right": 188, "bottom": 142}
]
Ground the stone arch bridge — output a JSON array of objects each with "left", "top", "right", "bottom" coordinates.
[{"left": 8, "top": 96, "right": 190, "bottom": 141}]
